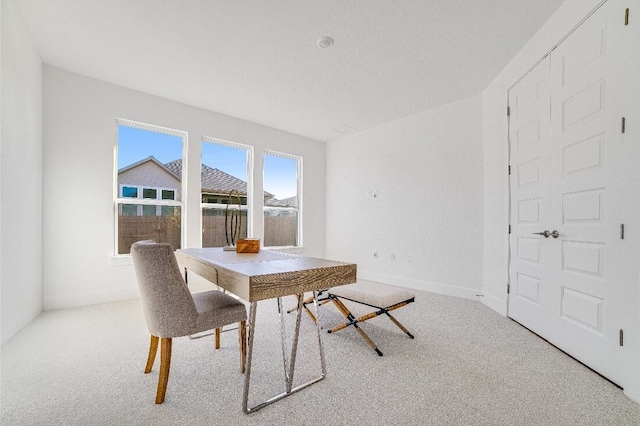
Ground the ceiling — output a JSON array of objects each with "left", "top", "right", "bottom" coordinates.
[{"left": 17, "top": 0, "right": 566, "bottom": 142}]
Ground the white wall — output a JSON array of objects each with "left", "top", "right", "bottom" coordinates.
[
  {"left": 0, "top": 0, "right": 44, "bottom": 345},
  {"left": 326, "top": 95, "right": 484, "bottom": 299},
  {"left": 42, "top": 66, "right": 326, "bottom": 309}
]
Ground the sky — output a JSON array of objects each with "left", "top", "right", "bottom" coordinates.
[{"left": 118, "top": 125, "right": 297, "bottom": 199}]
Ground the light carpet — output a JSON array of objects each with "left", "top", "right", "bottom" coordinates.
[{"left": 2, "top": 289, "right": 640, "bottom": 425}]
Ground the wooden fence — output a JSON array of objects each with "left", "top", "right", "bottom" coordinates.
[
  {"left": 119, "top": 214, "right": 297, "bottom": 253},
  {"left": 118, "top": 216, "right": 182, "bottom": 254},
  {"left": 264, "top": 215, "right": 297, "bottom": 247},
  {"left": 202, "top": 215, "right": 248, "bottom": 248}
]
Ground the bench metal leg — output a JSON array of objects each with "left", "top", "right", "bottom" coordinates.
[
  {"left": 326, "top": 296, "right": 415, "bottom": 356},
  {"left": 386, "top": 312, "right": 415, "bottom": 339},
  {"left": 327, "top": 298, "right": 383, "bottom": 356}
]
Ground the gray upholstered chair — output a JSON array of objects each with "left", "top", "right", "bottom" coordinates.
[{"left": 131, "top": 241, "right": 247, "bottom": 404}]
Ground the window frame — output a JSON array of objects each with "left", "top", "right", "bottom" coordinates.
[
  {"left": 262, "top": 149, "right": 303, "bottom": 248},
  {"left": 114, "top": 118, "right": 187, "bottom": 256}
]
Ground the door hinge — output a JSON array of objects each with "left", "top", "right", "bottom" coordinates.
[
  {"left": 508, "top": 165, "right": 511, "bottom": 175},
  {"left": 507, "top": 283, "right": 511, "bottom": 294},
  {"left": 507, "top": 106, "right": 511, "bottom": 117},
  {"left": 621, "top": 117, "right": 626, "bottom": 133},
  {"left": 620, "top": 329, "right": 624, "bottom": 346},
  {"left": 625, "top": 8, "right": 629, "bottom": 25},
  {"left": 509, "top": 225, "right": 511, "bottom": 234},
  {"left": 620, "top": 224, "right": 625, "bottom": 239}
]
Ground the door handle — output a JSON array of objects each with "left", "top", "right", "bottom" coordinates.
[
  {"left": 533, "top": 230, "right": 550, "bottom": 238},
  {"left": 532, "top": 230, "right": 560, "bottom": 238}
]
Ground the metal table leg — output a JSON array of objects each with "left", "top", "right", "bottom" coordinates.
[{"left": 242, "top": 291, "right": 326, "bottom": 413}]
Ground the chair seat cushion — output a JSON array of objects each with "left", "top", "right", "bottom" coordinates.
[
  {"left": 192, "top": 290, "right": 247, "bottom": 334},
  {"left": 328, "top": 280, "right": 415, "bottom": 308}
]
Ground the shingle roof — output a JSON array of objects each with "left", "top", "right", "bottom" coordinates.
[
  {"left": 165, "top": 159, "right": 248, "bottom": 195},
  {"left": 265, "top": 196, "right": 297, "bottom": 207},
  {"left": 163, "top": 159, "right": 273, "bottom": 198},
  {"left": 119, "top": 157, "right": 281, "bottom": 199}
]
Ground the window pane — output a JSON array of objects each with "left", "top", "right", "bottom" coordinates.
[
  {"left": 117, "top": 123, "right": 183, "bottom": 254},
  {"left": 122, "top": 186, "right": 138, "bottom": 198},
  {"left": 117, "top": 204, "right": 181, "bottom": 254},
  {"left": 263, "top": 154, "right": 298, "bottom": 207},
  {"left": 142, "top": 188, "right": 157, "bottom": 199},
  {"left": 161, "top": 206, "right": 177, "bottom": 216},
  {"left": 264, "top": 152, "right": 299, "bottom": 247},
  {"left": 201, "top": 141, "right": 250, "bottom": 248},
  {"left": 264, "top": 210, "right": 298, "bottom": 247},
  {"left": 117, "top": 125, "right": 183, "bottom": 202},
  {"left": 142, "top": 205, "right": 156, "bottom": 216},
  {"left": 121, "top": 204, "right": 137, "bottom": 216}
]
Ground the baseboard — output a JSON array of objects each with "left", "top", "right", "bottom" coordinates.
[
  {"left": 357, "top": 271, "right": 481, "bottom": 301},
  {"left": 480, "top": 292, "right": 508, "bottom": 317},
  {"left": 43, "top": 287, "right": 140, "bottom": 310},
  {"left": 624, "top": 384, "right": 640, "bottom": 404}
]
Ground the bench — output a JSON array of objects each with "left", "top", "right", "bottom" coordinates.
[{"left": 293, "top": 280, "right": 415, "bottom": 356}]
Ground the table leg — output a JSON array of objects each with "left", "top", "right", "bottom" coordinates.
[
  {"left": 278, "top": 297, "right": 291, "bottom": 389},
  {"left": 242, "top": 292, "right": 327, "bottom": 414},
  {"left": 312, "top": 290, "right": 327, "bottom": 376}
]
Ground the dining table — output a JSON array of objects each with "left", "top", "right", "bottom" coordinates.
[{"left": 174, "top": 247, "right": 357, "bottom": 413}]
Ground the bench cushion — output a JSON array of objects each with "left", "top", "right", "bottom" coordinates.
[{"left": 328, "top": 280, "right": 415, "bottom": 308}]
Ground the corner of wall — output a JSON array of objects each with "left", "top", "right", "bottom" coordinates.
[{"left": 1, "top": 0, "right": 44, "bottom": 346}]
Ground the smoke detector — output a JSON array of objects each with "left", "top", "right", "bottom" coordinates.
[{"left": 317, "top": 36, "right": 334, "bottom": 48}]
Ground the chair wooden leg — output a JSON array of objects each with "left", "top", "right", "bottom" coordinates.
[
  {"left": 215, "top": 328, "right": 221, "bottom": 349},
  {"left": 145, "top": 335, "right": 159, "bottom": 373},
  {"left": 155, "top": 337, "right": 172, "bottom": 404},
  {"left": 239, "top": 320, "right": 247, "bottom": 373}
]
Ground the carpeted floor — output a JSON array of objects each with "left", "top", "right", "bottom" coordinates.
[{"left": 2, "top": 288, "right": 640, "bottom": 425}]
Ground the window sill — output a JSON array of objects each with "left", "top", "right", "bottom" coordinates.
[
  {"left": 111, "top": 255, "right": 133, "bottom": 266},
  {"left": 265, "top": 246, "right": 304, "bottom": 252}
]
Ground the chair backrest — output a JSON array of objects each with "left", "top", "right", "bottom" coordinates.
[{"left": 131, "top": 241, "right": 197, "bottom": 337}]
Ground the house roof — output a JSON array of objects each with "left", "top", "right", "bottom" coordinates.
[
  {"left": 268, "top": 196, "right": 297, "bottom": 208},
  {"left": 122, "top": 158, "right": 276, "bottom": 200},
  {"left": 118, "top": 156, "right": 180, "bottom": 180},
  {"left": 164, "top": 159, "right": 259, "bottom": 196}
]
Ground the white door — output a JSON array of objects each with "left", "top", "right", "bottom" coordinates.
[
  {"left": 508, "top": 55, "right": 553, "bottom": 340},
  {"left": 509, "top": 1, "right": 635, "bottom": 387}
]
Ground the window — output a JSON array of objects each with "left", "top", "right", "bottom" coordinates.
[
  {"left": 263, "top": 151, "right": 301, "bottom": 247},
  {"left": 201, "top": 137, "right": 252, "bottom": 248},
  {"left": 118, "top": 184, "right": 177, "bottom": 216},
  {"left": 115, "top": 120, "right": 185, "bottom": 254}
]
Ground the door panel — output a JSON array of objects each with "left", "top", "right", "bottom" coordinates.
[
  {"left": 508, "top": 55, "right": 552, "bottom": 338},
  {"left": 509, "top": 1, "right": 629, "bottom": 387},
  {"left": 548, "top": 2, "right": 622, "bottom": 385}
]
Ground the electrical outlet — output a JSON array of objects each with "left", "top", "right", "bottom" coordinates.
[
  {"left": 373, "top": 251, "right": 378, "bottom": 258},
  {"left": 407, "top": 254, "right": 412, "bottom": 262},
  {"left": 390, "top": 252, "right": 395, "bottom": 260}
]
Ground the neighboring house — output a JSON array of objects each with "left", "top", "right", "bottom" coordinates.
[
  {"left": 117, "top": 156, "right": 281, "bottom": 215},
  {"left": 273, "top": 196, "right": 297, "bottom": 208},
  {"left": 117, "top": 157, "right": 182, "bottom": 216}
]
